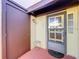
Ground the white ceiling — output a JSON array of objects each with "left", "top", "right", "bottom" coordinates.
[{"left": 12, "top": 0, "right": 41, "bottom": 9}]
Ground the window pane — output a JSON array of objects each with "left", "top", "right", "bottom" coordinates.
[
  {"left": 68, "top": 27, "right": 73, "bottom": 33},
  {"left": 48, "top": 17, "right": 55, "bottom": 28},
  {"left": 50, "top": 33, "right": 55, "bottom": 38},
  {"left": 68, "top": 21, "right": 73, "bottom": 26},
  {"left": 56, "top": 33, "right": 62, "bottom": 40},
  {"left": 68, "top": 14, "right": 73, "bottom": 20},
  {"left": 56, "top": 17, "right": 61, "bottom": 23},
  {"left": 56, "top": 16, "right": 62, "bottom": 28}
]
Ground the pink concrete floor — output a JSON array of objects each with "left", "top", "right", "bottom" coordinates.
[{"left": 18, "top": 47, "right": 76, "bottom": 59}]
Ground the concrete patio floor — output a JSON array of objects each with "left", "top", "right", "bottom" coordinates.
[{"left": 18, "top": 47, "right": 76, "bottom": 59}]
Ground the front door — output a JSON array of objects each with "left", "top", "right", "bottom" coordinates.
[{"left": 48, "top": 12, "right": 67, "bottom": 56}]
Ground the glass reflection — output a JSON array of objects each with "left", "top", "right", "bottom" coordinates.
[{"left": 48, "top": 16, "right": 62, "bottom": 29}]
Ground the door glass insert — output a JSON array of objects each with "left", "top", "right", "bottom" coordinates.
[
  {"left": 50, "top": 33, "right": 55, "bottom": 38},
  {"left": 56, "top": 33, "right": 62, "bottom": 40},
  {"left": 48, "top": 15, "right": 64, "bottom": 42}
]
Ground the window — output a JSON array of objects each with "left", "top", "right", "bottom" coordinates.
[
  {"left": 68, "top": 13, "right": 73, "bottom": 33},
  {"left": 56, "top": 33, "right": 62, "bottom": 40},
  {"left": 48, "top": 15, "right": 64, "bottom": 42}
]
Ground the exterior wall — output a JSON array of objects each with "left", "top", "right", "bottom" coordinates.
[
  {"left": 0, "top": 0, "right": 2, "bottom": 59},
  {"left": 78, "top": 5, "right": 79, "bottom": 58},
  {"left": 31, "top": 15, "right": 47, "bottom": 49},
  {"left": 31, "top": 5, "right": 79, "bottom": 59},
  {"left": 35, "top": 16, "right": 47, "bottom": 49},
  {"left": 66, "top": 6, "right": 79, "bottom": 59},
  {"left": 31, "top": 16, "right": 36, "bottom": 49}
]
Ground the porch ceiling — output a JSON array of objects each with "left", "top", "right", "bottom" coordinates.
[{"left": 27, "top": 0, "right": 79, "bottom": 16}]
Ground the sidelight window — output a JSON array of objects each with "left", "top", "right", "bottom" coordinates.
[{"left": 68, "top": 13, "right": 73, "bottom": 33}]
